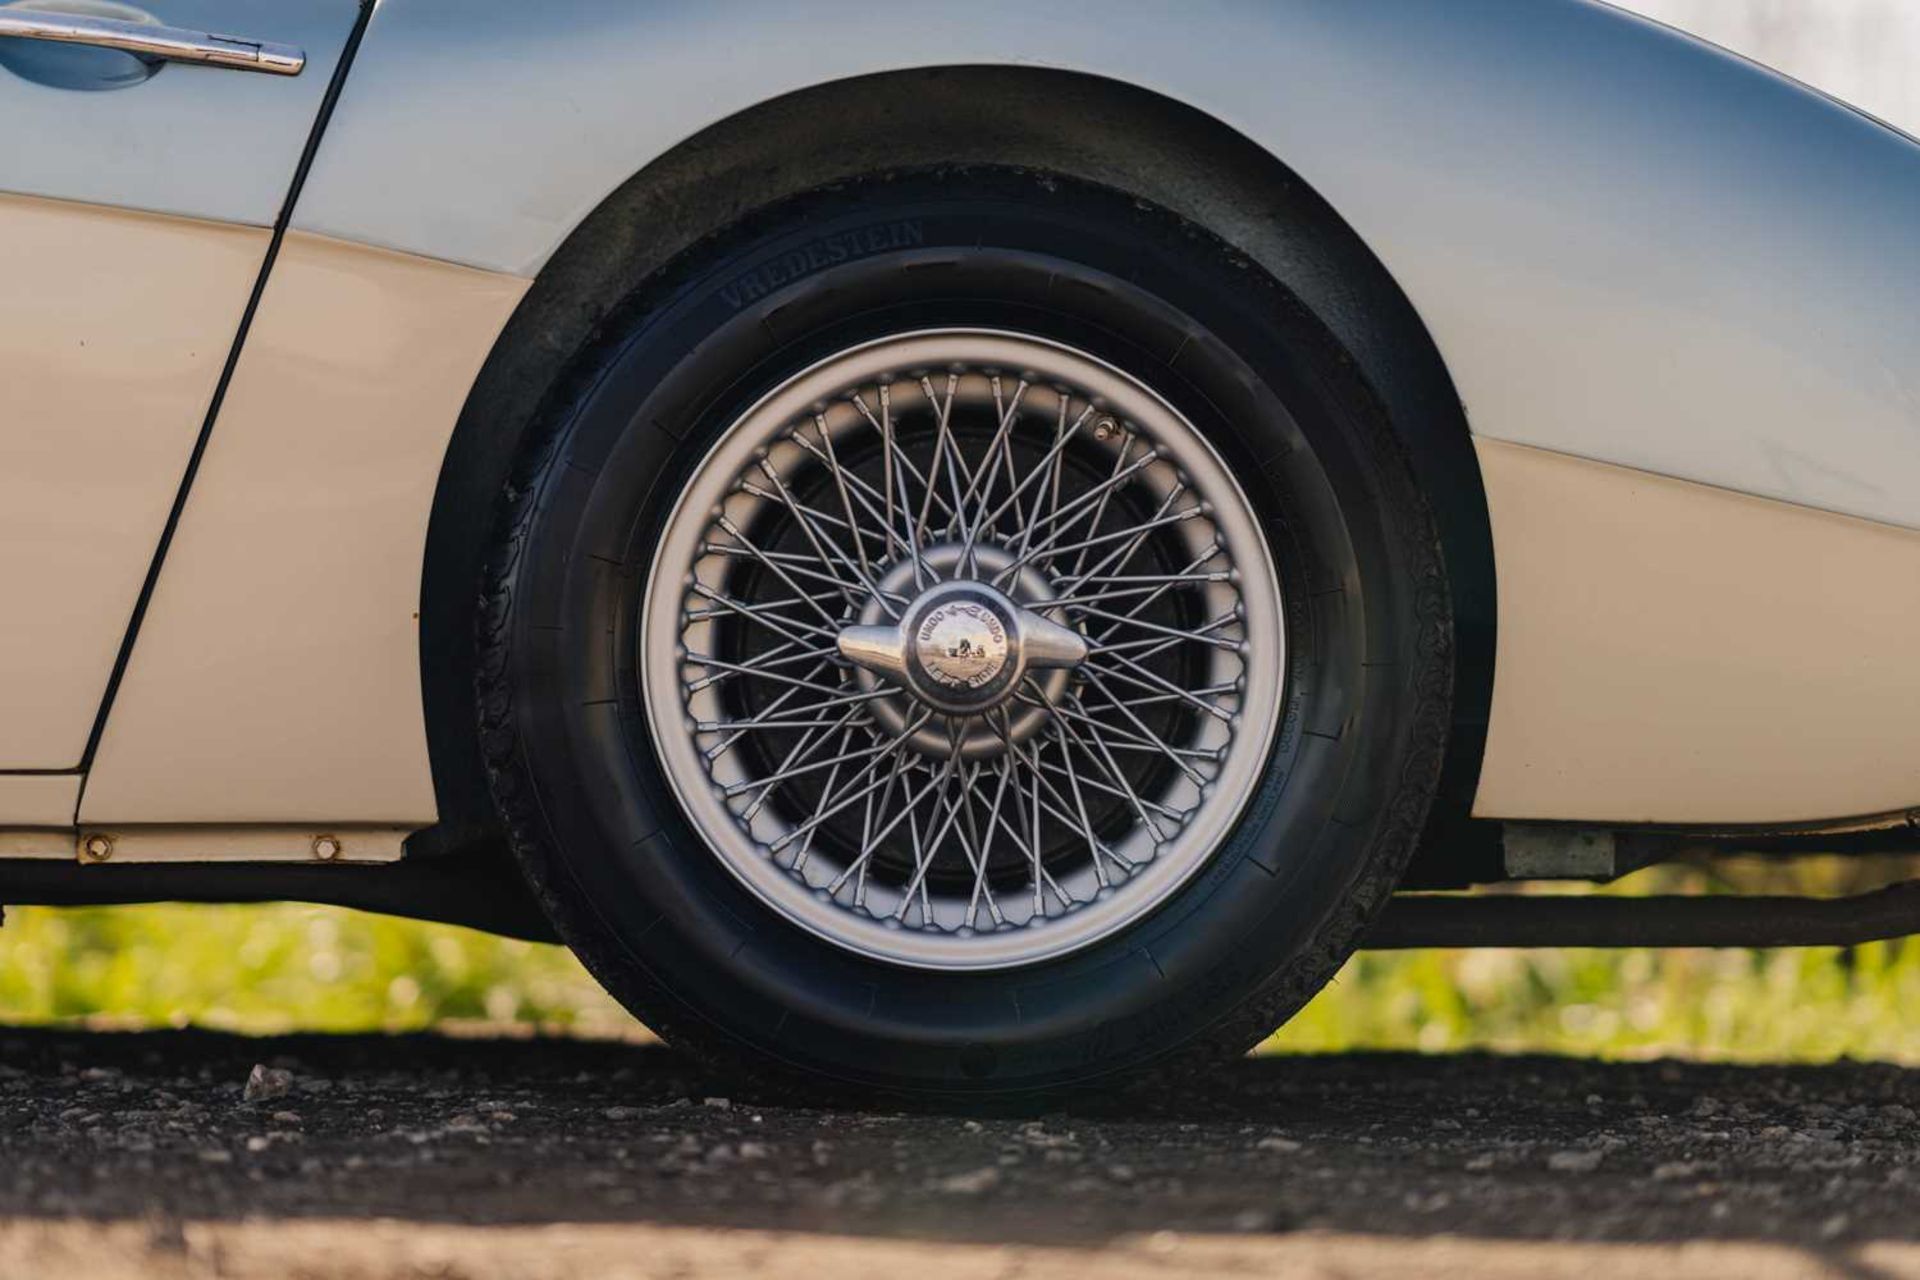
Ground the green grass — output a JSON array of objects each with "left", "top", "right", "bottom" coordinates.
[
  {"left": 1276, "top": 857, "right": 1920, "bottom": 1063},
  {"left": 0, "top": 902, "right": 629, "bottom": 1038},
  {"left": 1272, "top": 942, "right": 1920, "bottom": 1062},
  {"left": 3, "top": 858, "right": 1918, "bottom": 1063}
]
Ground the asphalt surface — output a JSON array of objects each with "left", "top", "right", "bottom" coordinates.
[{"left": 3, "top": 1026, "right": 1920, "bottom": 1278}]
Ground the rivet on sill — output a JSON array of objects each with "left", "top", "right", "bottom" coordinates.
[
  {"left": 81, "top": 834, "right": 113, "bottom": 863},
  {"left": 312, "top": 835, "right": 343, "bottom": 862}
]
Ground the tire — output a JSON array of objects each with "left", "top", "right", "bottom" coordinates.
[{"left": 477, "top": 170, "right": 1451, "bottom": 1096}]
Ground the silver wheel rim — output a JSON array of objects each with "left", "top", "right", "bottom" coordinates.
[{"left": 641, "top": 329, "right": 1284, "bottom": 971}]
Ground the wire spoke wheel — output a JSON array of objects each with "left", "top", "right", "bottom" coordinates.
[
  {"left": 487, "top": 169, "right": 1443, "bottom": 1090},
  {"left": 643, "top": 330, "right": 1285, "bottom": 970},
  {"left": 487, "top": 173, "right": 1452, "bottom": 1090}
]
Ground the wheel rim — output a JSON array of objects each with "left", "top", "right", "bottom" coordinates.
[{"left": 641, "top": 329, "right": 1284, "bottom": 971}]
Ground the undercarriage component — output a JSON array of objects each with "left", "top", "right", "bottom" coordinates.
[
  {"left": 1366, "top": 880, "right": 1920, "bottom": 950},
  {"left": 1501, "top": 824, "right": 1619, "bottom": 879},
  {"left": 0, "top": 852, "right": 557, "bottom": 942}
]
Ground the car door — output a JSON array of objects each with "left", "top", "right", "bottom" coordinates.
[{"left": 0, "top": 0, "right": 361, "bottom": 791}]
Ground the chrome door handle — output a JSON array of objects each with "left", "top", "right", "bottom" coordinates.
[{"left": 0, "top": 8, "right": 303, "bottom": 75}]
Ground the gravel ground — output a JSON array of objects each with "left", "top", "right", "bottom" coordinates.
[{"left": 2, "top": 1026, "right": 1919, "bottom": 1278}]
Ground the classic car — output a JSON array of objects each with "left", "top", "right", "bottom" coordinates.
[{"left": 4, "top": 0, "right": 1918, "bottom": 1092}]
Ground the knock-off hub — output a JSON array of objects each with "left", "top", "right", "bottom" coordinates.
[{"left": 838, "top": 580, "right": 1087, "bottom": 717}]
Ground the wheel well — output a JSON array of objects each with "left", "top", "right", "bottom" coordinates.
[{"left": 417, "top": 65, "right": 1498, "bottom": 883}]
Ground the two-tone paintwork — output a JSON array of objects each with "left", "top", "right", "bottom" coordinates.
[
  {"left": 2, "top": 0, "right": 1918, "bottom": 850},
  {"left": 293, "top": 0, "right": 1920, "bottom": 529}
]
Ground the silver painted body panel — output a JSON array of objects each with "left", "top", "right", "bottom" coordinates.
[
  {"left": 12, "top": 0, "right": 1917, "bottom": 844},
  {"left": 293, "top": 0, "right": 1920, "bottom": 532},
  {"left": 0, "top": 0, "right": 355, "bottom": 225},
  {"left": 1622, "top": 0, "right": 1920, "bottom": 140}
]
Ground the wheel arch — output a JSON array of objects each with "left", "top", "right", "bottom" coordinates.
[{"left": 416, "top": 65, "right": 1497, "bottom": 882}]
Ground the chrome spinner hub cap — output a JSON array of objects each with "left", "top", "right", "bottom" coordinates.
[
  {"left": 839, "top": 578, "right": 1086, "bottom": 717},
  {"left": 641, "top": 330, "right": 1284, "bottom": 971},
  {"left": 911, "top": 589, "right": 1013, "bottom": 699},
  {"left": 844, "top": 542, "right": 1070, "bottom": 762}
]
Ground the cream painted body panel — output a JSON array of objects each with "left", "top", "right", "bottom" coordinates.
[
  {"left": 1473, "top": 438, "right": 1920, "bottom": 825},
  {"left": 0, "top": 831, "right": 69, "bottom": 858},
  {"left": 0, "top": 774, "right": 80, "bottom": 828},
  {"left": 80, "top": 232, "right": 530, "bottom": 825},
  {"left": 0, "top": 195, "right": 268, "bottom": 767}
]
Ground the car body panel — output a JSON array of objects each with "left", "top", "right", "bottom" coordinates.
[
  {"left": 265, "top": 0, "right": 1920, "bottom": 828},
  {"left": 1474, "top": 438, "right": 1920, "bottom": 824},
  {"left": 0, "top": 774, "right": 81, "bottom": 829},
  {"left": 15, "top": 0, "right": 1919, "bottom": 844},
  {"left": 78, "top": 231, "right": 529, "bottom": 825},
  {"left": 0, "top": 0, "right": 356, "bottom": 773},
  {"left": 0, "top": 194, "right": 267, "bottom": 768},
  {"left": 293, "top": 0, "right": 1920, "bottom": 533},
  {"left": 0, "top": 0, "right": 357, "bottom": 226}
]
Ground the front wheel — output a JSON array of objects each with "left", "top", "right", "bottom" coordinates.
[{"left": 478, "top": 171, "right": 1450, "bottom": 1095}]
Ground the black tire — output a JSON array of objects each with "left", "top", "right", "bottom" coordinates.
[{"left": 477, "top": 170, "right": 1451, "bottom": 1096}]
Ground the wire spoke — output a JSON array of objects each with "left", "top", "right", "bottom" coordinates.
[
  {"left": 1015, "top": 447, "right": 1161, "bottom": 546},
  {"left": 952, "top": 377, "right": 1028, "bottom": 543},
  {"left": 689, "top": 653, "right": 854, "bottom": 701},
  {"left": 993, "top": 501, "right": 1203, "bottom": 588},
  {"left": 790, "top": 721, "right": 858, "bottom": 873},
  {"left": 951, "top": 761, "right": 1006, "bottom": 929},
  {"left": 686, "top": 643, "right": 838, "bottom": 688},
  {"left": 969, "top": 401, "right": 1095, "bottom": 556},
  {"left": 743, "top": 461, "right": 896, "bottom": 610},
  {"left": 723, "top": 728, "right": 896, "bottom": 802},
  {"left": 1081, "top": 650, "right": 1236, "bottom": 722},
  {"left": 711, "top": 516, "right": 851, "bottom": 632},
  {"left": 737, "top": 702, "right": 873, "bottom": 821},
  {"left": 795, "top": 423, "right": 940, "bottom": 588},
  {"left": 1025, "top": 679, "right": 1189, "bottom": 834},
  {"left": 1067, "top": 424, "right": 1136, "bottom": 580},
  {"left": 767, "top": 708, "right": 934, "bottom": 856},
  {"left": 1047, "top": 569, "right": 1232, "bottom": 608},
  {"left": 915, "top": 372, "right": 962, "bottom": 552},
  {"left": 787, "top": 431, "right": 936, "bottom": 587},
  {"left": 1046, "top": 483, "right": 1195, "bottom": 594},
  {"left": 808, "top": 414, "right": 879, "bottom": 591},
  {"left": 1077, "top": 604, "right": 1245, "bottom": 651},
  {"left": 893, "top": 730, "right": 968, "bottom": 920}
]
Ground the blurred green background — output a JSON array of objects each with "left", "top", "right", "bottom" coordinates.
[{"left": 4, "top": 857, "right": 1918, "bottom": 1062}]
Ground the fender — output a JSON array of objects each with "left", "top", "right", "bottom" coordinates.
[
  {"left": 292, "top": 0, "right": 1920, "bottom": 527},
  {"left": 76, "top": 0, "right": 1920, "bottom": 840}
]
